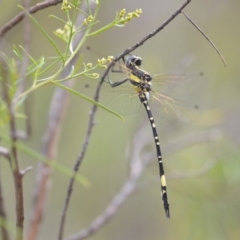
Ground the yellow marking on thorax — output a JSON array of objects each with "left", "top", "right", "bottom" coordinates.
[
  {"left": 129, "top": 73, "right": 143, "bottom": 94},
  {"left": 129, "top": 73, "right": 141, "bottom": 83}
]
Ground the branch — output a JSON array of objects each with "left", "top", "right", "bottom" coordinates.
[{"left": 0, "top": 0, "right": 62, "bottom": 38}]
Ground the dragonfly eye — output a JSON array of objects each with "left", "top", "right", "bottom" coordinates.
[{"left": 126, "top": 55, "right": 142, "bottom": 68}]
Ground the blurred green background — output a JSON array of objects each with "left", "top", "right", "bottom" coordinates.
[{"left": 1, "top": 0, "right": 240, "bottom": 239}]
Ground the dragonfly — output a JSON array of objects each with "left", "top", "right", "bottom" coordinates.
[{"left": 104, "top": 54, "right": 175, "bottom": 218}]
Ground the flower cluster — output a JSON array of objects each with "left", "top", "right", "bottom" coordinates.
[
  {"left": 55, "top": 21, "right": 75, "bottom": 42},
  {"left": 97, "top": 56, "right": 114, "bottom": 68},
  {"left": 117, "top": 8, "right": 142, "bottom": 26},
  {"left": 61, "top": 0, "right": 71, "bottom": 11},
  {"left": 84, "top": 15, "right": 94, "bottom": 25}
]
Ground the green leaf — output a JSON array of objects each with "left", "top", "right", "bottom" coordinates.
[{"left": 52, "top": 81, "right": 125, "bottom": 121}]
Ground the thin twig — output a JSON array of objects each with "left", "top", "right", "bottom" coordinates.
[
  {"left": 20, "top": 166, "right": 33, "bottom": 177},
  {"left": 0, "top": 0, "right": 62, "bottom": 38},
  {"left": 1, "top": 59, "right": 24, "bottom": 240},
  {"left": 182, "top": 11, "right": 226, "bottom": 67}
]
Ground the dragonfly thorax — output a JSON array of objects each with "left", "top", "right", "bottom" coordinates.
[{"left": 126, "top": 55, "right": 152, "bottom": 82}]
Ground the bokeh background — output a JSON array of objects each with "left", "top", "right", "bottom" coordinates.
[{"left": 1, "top": 0, "right": 240, "bottom": 239}]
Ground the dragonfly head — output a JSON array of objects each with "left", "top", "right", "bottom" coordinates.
[{"left": 126, "top": 55, "right": 142, "bottom": 69}]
